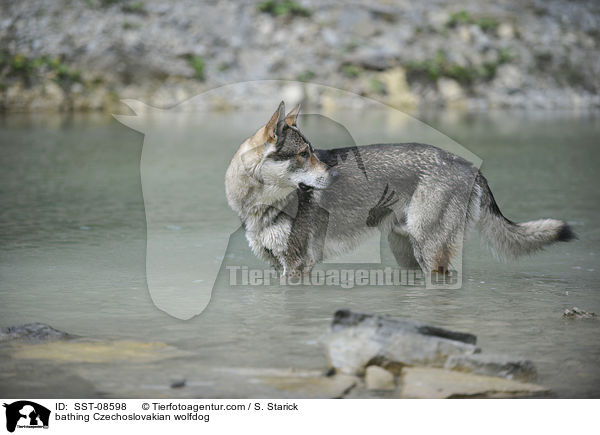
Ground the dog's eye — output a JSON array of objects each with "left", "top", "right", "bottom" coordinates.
[{"left": 299, "top": 148, "right": 309, "bottom": 158}]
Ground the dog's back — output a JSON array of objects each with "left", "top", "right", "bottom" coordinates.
[{"left": 312, "top": 142, "right": 574, "bottom": 271}]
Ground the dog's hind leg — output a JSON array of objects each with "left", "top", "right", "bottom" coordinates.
[
  {"left": 388, "top": 231, "right": 421, "bottom": 269},
  {"left": 405, "top": 182, "right": 471, "bottom": 274}
]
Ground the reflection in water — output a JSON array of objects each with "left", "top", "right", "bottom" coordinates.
[{"left": 0, "top": 111, "right": 599, "bottom": 398}]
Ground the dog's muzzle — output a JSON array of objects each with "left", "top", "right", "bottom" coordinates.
[{"left": 298, "top": 168, "right": 339, "bottom": 192}]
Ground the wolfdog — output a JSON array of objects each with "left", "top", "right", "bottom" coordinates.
[{"left": 225, "top": 102, "right": 575, "bottom": 278}]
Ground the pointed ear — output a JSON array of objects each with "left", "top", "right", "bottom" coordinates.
[
  {"left": 276, "top": 101, "right": 287, "bottom": 139},
  {"left": 284, "top": 103, "right": 301, "bottom": 126},
  {"left": 265, "top": 101, "right": 285, "bottom": 140}
]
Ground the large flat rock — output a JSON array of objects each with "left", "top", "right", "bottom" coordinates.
[
  {"left": 324, "top": 310, "right": 479, "bottom": 375},
  {"left": 259, "top": 372, "right": 359, "bottom": 399},
  {"left": 0, "top": 323, "right": 72, "bottom": 342},
  {"left": 444, "top": 354, "right": 537, "bottom": 381},
  {"left": 10, "top": 339, "right": 189, "bottom": 363},
  {"left": 399, "top": 367, "right": 549, "bottom": 398}
]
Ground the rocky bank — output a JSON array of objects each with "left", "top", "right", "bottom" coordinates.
[
  {"left": 1, "top": 0, "right": 599, "bottom": 112},
  {"left": 0, "top": 313, "right": 550, "bottom": 398}
]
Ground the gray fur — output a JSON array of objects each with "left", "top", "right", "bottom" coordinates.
[{"left": 225, "top": 103, "right": 575, "bottom": 278}]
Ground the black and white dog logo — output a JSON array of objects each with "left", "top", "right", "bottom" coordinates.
[{"left": 3, "top": 401, "right": 50, "bottom": 433}]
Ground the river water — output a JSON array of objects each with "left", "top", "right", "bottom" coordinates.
[{"left": 0, "top": 109, "right": 598, "bottom": 398}]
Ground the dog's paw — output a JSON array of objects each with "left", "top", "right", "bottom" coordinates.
[{"left": 287, "top": 269, "right": 302, "bottom": 279}]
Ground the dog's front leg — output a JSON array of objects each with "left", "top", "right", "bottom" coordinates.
[
  {"left": 262, "top": 248, "right": 284, "bottom": 272},
  {"left": 279, "top": 256, "right": 301, "bottom": 279},
  {"left": 278, "top": 249, "right": 315, "bottom": 280}
]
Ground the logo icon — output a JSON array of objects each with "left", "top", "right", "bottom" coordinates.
[{"left": 3, "top": 401, "right": 50, "bottom": 433}]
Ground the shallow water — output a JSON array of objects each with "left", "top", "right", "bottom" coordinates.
[{"left": 0, "top": 110, "right": 599, "bottom": 398}]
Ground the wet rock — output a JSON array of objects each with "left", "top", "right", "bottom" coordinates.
[
  {"left": 427, "top": 10, "right": 449, "bottom": 31},
  {"left": 364, "top": 5, "right": 399, "bottom": 23},
  {"left": 399, "top": 367, "right": 549, "bottom": 398},
  {"left": 348, "top": 47, "right": 399, "bottom": 71},
  {"left": 0, "top": 323, "right": 72, "bottom": 342},
  {"left": 321, "top": 28, "right": 340, "bottom": 48},
  {"left": 170, "top": 378, "right": 186, "bottom": 389},
  {"left": 365, "top": 365, "right": 395, "bottom": 390},
  {"left": 444, "top": 354, "right": 537, "bottom": 381},
  {"left": 563, "top": 307, "right": 597, "bottom": 319},
  {"left": 324, "top": 309, "right": 479, "bottom": 375},
  {"left": 42, "top": 82, "right": 66, "bottom": 108},
  {"left": 492, "top": 64, "right": 523, "bottom": 92},
  {"left": 497, "top": 23, "right": 515, "bottom": 40},
  {"left": 338, "top": 8, "right": 377, "bottom": 38},
  {"left": 437, "top": 78, "right": 465, "bottom": 103},
  {"left": 470, "top": 25, "right": 492, "bottom": 51},
  {"left": 379, "top": 67, "right": 419, "bottom": 111},
  {"left": 10, "top": 339, "right": 189, "bottom": 363},
  {"left": 260, "top": 372, "right": 359, "bottom": 399},
  {"left": 456, "top": 26, "right": 472, "bottom": 43}
]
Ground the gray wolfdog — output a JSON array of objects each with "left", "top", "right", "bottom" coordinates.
[{"left": 225, "top": 102, "right": 575, "bottom": 279}]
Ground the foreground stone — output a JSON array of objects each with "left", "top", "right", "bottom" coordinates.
[
  {"left": 10, "top": 340, "right": 188, "bottom": 363},
  {"left": 259, "top": 372, "right": 359, "bottom": 399},
  {"left": 0, "top": 323, "right": 72, "bottom": 342},
  {"left": 399, "top": 367, "right": 549, "bottom": 398},
  {"left": 444, "top": 354, "right": 537, "bottom": 382},
  {"left": 365, "top": 366, "right": 395, "bottom": 391},
  {"left": 563, "top": 307, "right": 597, "bottom": 319},
  {"left": 325, "top": 309, "right": 479, "bottom": 375}
]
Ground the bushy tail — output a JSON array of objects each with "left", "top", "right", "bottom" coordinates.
[{"left": 475, "top": 172, "right": 575, "bottom": 258}]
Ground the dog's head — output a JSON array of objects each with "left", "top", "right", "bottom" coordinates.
[{"left": 237, "top": 101, "right": 337, "bottom": 192}]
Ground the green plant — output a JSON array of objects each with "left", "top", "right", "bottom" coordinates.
[
  {"left": 447, "top": 10, "right": 499, "bottom": 33},
  {"left": 44, "top": 57, "right": 82, "bottom": 88},
  {"left": 404, "top": 51, "right": 475, "bottom": 84},
  {"left": 55, "top": 63, "right": 81, "bottom": 84},
  {"left": 369, "top": 77, "right": 386, "bottom": 95},
  {"left": 11, "top": 54, "right": 28, "bottom": 71},
  {"left": 341, "top": 64, "right": 360, "bottom": 78},
  {"left": 121, "top": 1, "right": 146, "bottom": 14},
  {"left": 187, "top": 56, "right": 205, "bottom": 81},
  {"left": 477, "top": 16, "right": 500, "bottom": 32},
  {"left": 343, "top": 40, "right": 360, "bottom": 52},
  {"left": 296, "top": 70, "right": 315, "bottom": 82},
  {"left": 1, "top": 52, "right": 82, "bottom": 87},
  {"left": 257, "top": 0, "right": 311, "bottom": 18},
  {"left": 447, "top": 10, "right": 472, "bottom": 27},
  {"left": 404, "top": 48, "right": 514, "bottom": 86},
  {"left": 498, "top": 47, "right": 514, "bottom": 64},
  {"left": 122, "top": 20, "right": 140, "bottom": 29}
]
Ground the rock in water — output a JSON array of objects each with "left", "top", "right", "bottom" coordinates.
[
  {"left": 170, "top": 378, "right": 186, "bottom": 389},
  {"left": 399, "top": 367, "right": 548, "bottom": 398},
  {"left": 562, "top": 307, "right": 597, "bottom": 319},
  {"left": 0, "top": 323, "right": 72, "bottom": 342},
  {"left": 444, "top": 354, "right": 537, "bottom": 382},
  {"left": 365, "top": 366, "right": 395, "bottom": 391},
  {"left": 260, "top": 373, "right": 359, "bottom": 399},
  {"left": 324, "top": 309, "right": 479, "bottom": 375}
]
